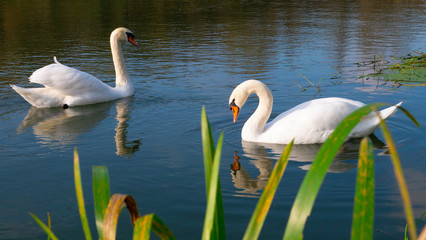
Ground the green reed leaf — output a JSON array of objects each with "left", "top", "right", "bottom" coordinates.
[
  {"left": 92, "top": 166, "right": 111, "bottom": 240},
  {"left": 133, "top": 213, "right": 176, "bottom": 240},
  {"left": 201, "top": 107, "right": 226, "bottom": 240},
  {"left": 397, "top": 106, "right": 420, "bottom": 127},
  {"left": 283, "top": 103, "right": 386, "bottom": 240},
  {"left": 47, "top": 212, "right": 51, "bottom": 240},
  {"left": 102, "top": 194, "right": 140, "bottom": 240},
  {"left": 243, "top": 140, "right": 294, "bottom": 240},
  {"left": 29, "top": 212, "right": 59, "bottom": 240},
  {"left": 378, "top": 116, "right": 417, "bottom": 240},
  {"left": 201, "top": 106, "right": 215, "bottom": 192},
  {"left": 202, "top": 132, "right": 225, "bottom": 240},
  {"left": 73, "top": 148, "right": 93, "bottom": 240},
  {"left": 351, "top": 137, "right": 375, "bottom": 240}
]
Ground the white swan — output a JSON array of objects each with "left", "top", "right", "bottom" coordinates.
[
  {"left": 229, "top": 79, "right": 401, "bottom": 144},
  {"left": 11, "top": 27, "right": 138, "bottom": 108}
]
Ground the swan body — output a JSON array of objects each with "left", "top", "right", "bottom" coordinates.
[
  {"left": 11, "top": 27, "right": 138, "bottom": 108},
  {"left": 229, "top": 80, "right": 401, "bottom": 144}
]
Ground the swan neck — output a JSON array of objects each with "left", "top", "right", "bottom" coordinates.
[
  {"left": 110, "top": 35, "right": 130, "bottom": 87},
  {"left": 243, "top": 83, "right": 273, "bottom": 137}
]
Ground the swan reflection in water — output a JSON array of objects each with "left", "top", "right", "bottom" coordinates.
[
  {"left": 17, "top": 98, "right": 140, "bottom": 157},
  {"left": 230, "top": 136, "right": 386, "bottom": 197}
]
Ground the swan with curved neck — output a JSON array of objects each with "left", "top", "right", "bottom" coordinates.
[
  {"left": 229, "top": 80, "right": 401, "bottom": 144},
  {"left": 11, "top": 27, "right": 138, "bottom": 108}
]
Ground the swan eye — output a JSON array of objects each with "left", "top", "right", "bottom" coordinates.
[
  {"left": 230, "top": 99, "right": 237, "bottom": 107},
  {"left": 126, "top": 32, "right": 139, "bottom": 47},
  {"left": 230, "top": 99, "right": 239, "bottom": 111},
  {"left": 126, "top": 32, "right": 135, "bottom": 39}
]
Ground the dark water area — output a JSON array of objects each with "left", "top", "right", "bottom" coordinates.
[{"left": 0, "top": 0, "right": 425, "bottom": 239}]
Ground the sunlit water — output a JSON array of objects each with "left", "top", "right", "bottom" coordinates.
[{"left": 0, "top": 1, "right": 425, "bottom": 239}]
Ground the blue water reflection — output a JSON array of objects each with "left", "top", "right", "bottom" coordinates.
[{"left": 16, "top": 98, "right": 141, "bottom": 157}]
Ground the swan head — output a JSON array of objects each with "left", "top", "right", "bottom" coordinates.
[
  {"left": 111, "top": 27, "right": 139, "bottom": 47},
  {"left": 229, "top": 79, "right": 272, "bottom": 124},
  {"left": 229, "top": 79, "right": 263, "bottom": 123}
]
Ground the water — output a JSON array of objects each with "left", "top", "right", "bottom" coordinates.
[{"left": 1, "top": 0, "right": 425, "bottom": 239}]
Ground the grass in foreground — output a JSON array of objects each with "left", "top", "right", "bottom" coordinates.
[{"left": 31, "top": 106, "right": 423, "bottom": 239}]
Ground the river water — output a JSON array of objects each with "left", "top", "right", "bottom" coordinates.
[{"left": 0, "top": 0, "right": 425, "bottom": 239}]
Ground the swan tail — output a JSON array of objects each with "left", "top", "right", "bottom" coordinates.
[
  {"left": 351, "top": 101, "right": 402, "bottom": 138},
  {"left": 53, "top": 56, "right": 61, "bottom": 64},
  {"left": 379, "top": 101, "right": 402, "bottom": 120},
  {"left": 10, "top": 84, "right": 63, "bottom": 108}
]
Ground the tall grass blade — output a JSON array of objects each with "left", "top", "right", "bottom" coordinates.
[
  {"left": 378, "top": 118, "right": 417, "bottom": 240},
  {"left": 133, "top": 213, "right": 175, "bottom": 240},
  {"left": 202, "top": 132, "right": 224, "bottom": 240},
  {"left": 243, "top": 140, "right": 294, "bottom": 240},
  {"left": 351, "top": 137, "right": 375, "bottom": 240},
  {"left": 201, "top": 106, "right": 215, "bottom": 185},
  {"left": 134, "top": 215, "right": 152, "bottom": 240},
  {"left": 103, "top": 194, "right": 140, "bottom": 240},
  {"left": 283, "top": 103, "right": 386, "bottom": 240},
  {"left": 73, "top": 148, "right": 93, "bottom": 240},
  {"left": 29, "top": 213, "right": 59, "bottom": 240},
  {"left": 93, "top": 166, "right": 111, "bottom": 239},
  {"left": 397, "top": 106, "right": 420, "bottom": 127},
  {"left": 201, "top": 107, "right": 226, "bottom": 240},
  {"left": 47, "top": 212, "right": 51, "bottom": 240}
]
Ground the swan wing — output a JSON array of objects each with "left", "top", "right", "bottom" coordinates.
[
  {"left": 270, "top": 97, "right": 364, "bottom": 128},
  {"left": 29, "top": 57, "right": 112, "bottom": 96},
  {"left": 263, "top": 98, "right": 364, "bottom": 144}
]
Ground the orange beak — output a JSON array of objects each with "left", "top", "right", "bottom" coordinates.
[
  {"left": 128, "top": 37, "right": 139, "bottom": 47},
  {"left": 230, "top": 105, "right": 240, "bottom": 123}
]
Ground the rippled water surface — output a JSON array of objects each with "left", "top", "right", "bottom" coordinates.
[{"left": 1, "top": 1, "right": 425, "bottom": 239}]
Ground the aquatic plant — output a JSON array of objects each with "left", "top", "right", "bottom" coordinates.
[
  {"left": 293, "top": 70, "right": 344, "bottom": 94},
  {"left": 295, "top": 73, "right": 321, "bottom": 93},
  {"left": 359, "top": 52, "right": 426, "bottom": 85},
  {"left": 30, "top": 106, "right": 423, "bottom": 240}
]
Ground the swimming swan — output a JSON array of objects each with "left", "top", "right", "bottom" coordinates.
[
  {"left": 229, "top": 79, "right": 401, "bottom": 144},
  {"left": 11, "top": 27, "right": 138, "bottom": 108}
]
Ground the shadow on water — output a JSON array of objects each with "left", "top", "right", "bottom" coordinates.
[
  {"left": 16, "top": 97, "right": 141, "bottom": 157},
  {"left": 229, "top": 135, "right": 386, "bottom": 197}
]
